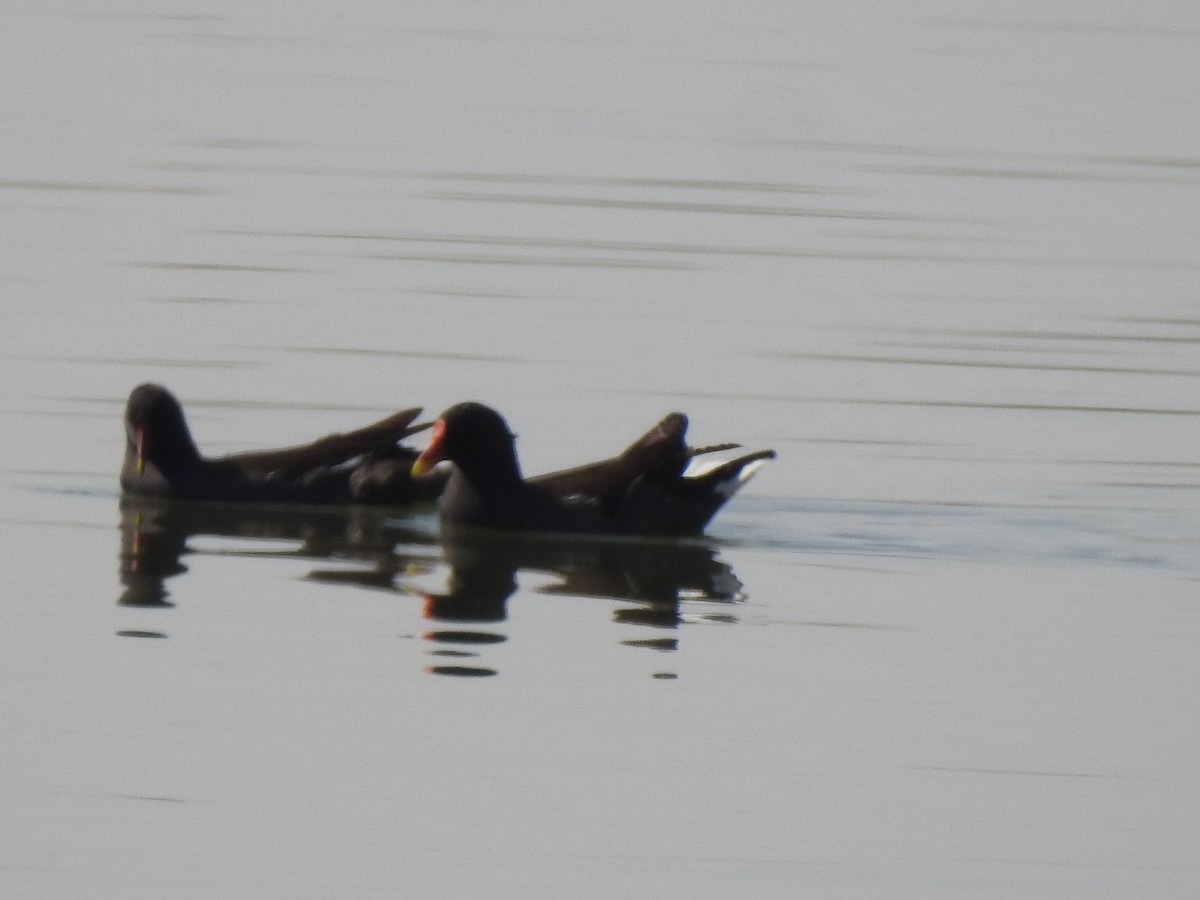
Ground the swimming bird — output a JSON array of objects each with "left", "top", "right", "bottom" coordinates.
[
  {"left": 411, "top": 402, "right": 774, "bottom": 537},
  {"left": 120, "top": 383, "right": 442, "bottom": 504}
]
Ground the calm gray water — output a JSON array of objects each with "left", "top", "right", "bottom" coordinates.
[{"left": 2, "top": 3, "right": 1199, "bottom": 898}]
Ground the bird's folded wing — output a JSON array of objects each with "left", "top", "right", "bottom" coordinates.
[{"left": 225, "top": 408, "right": 428, "bottom": 476}]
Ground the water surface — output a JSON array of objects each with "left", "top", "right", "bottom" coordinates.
[{"left": 2, "top": 2, "right": 1198, "bottom": 897}]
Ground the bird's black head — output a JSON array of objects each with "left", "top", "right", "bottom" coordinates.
[
  {"left": 124, "top": 383, "right": 202, "bottom": 475},
  {"left": 412, "top": 402, "right": 522, "bottom": 485}
]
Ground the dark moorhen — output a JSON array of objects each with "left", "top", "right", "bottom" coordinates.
[
  {"left": 411, "top": 402, "right": 775, "bottom": 537},
  {"left": 121, "top": 383, "right": 444, "bottom": 504}
]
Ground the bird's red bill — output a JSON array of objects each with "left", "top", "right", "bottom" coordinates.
[{"left": 411, "top": 419, "right": 447, "bottom": 477}]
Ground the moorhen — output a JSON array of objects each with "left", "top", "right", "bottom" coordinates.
[
  {"left": 412, "top": 402, "right": 774, "bottom": 537},
  {"left": 120, "top": 383, "right": 443, "bottom": 504}
]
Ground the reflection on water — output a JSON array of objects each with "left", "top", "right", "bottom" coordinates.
[
  {"left": 424, "top": 532, "right": 742, "bottom": 676},
  {"left": 118, "top": 498, "right": 746, "bottom": 677},
  {"left": 117, "top": 497, "right": 437, "bottom": 609}
]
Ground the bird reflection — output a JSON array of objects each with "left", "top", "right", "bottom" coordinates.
[
  {"left": 117, "top": 496, "right": 438, "bottom": 611},
  {"left": 419, "top": 531, "right": 743, "bottom": 677},
  {"left": 117, "top": 499, "right": 746, "bottom": 678}
]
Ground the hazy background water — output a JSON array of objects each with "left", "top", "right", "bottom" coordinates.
[{"left": 2, "top": 2, "right": 1199, "bottom": 897}]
